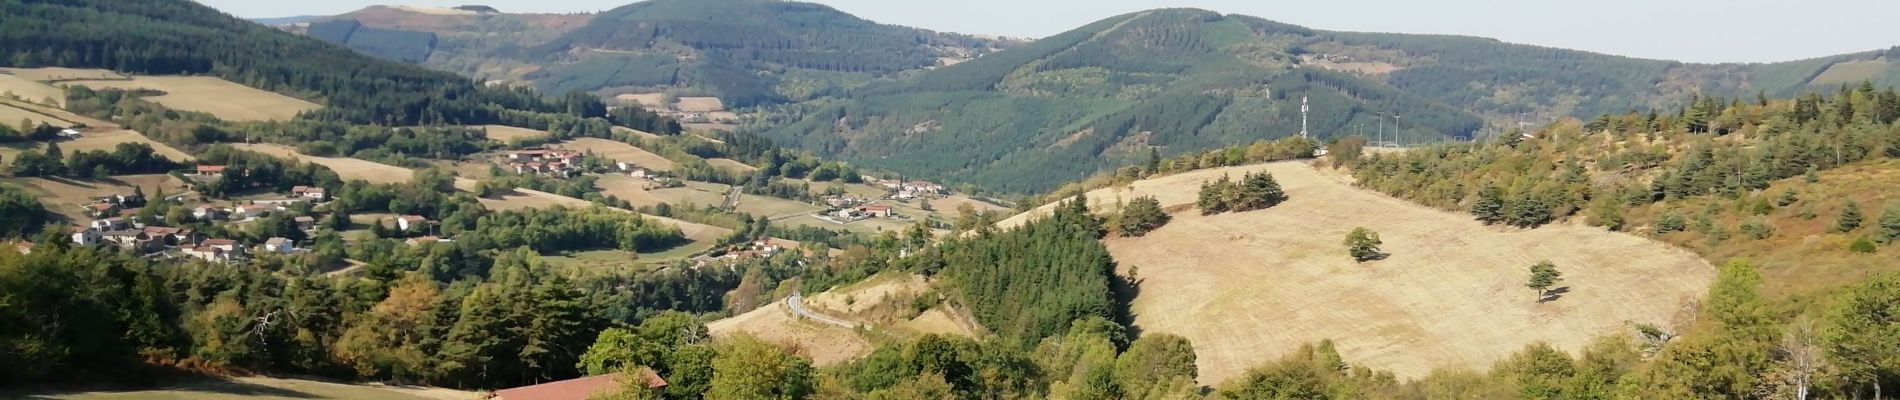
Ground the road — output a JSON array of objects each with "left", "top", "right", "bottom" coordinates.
[{"left": 785, "top": 292, "right": 857, "bottom": 329}]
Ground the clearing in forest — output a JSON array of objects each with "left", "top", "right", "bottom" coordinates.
[
  {"left": 709, "top": 274, "right": 980, "bottom": 366},
  {"left": 1083, "top": 162, "right": 1715, "bottom": 384},
  {"left": 555, "top": 137, "right": 676, "bottom": 171},
  {"left": 229, "top": 143, "right": 412, "bottom": 185},
  {"left": 477, "top": 125, "right": 549, "bottom": 142},
  {"left": 60, "top": 76, "right": 319, "bottom": 121}
]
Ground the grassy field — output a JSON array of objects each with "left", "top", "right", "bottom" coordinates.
[
  {"left": 706, "top": 158, "right": 758, "bottom": 174},
  {"left": 0, "top": 129, "right": 193, "bottom": 164},
  {"left": 555, "top": 137, "right": 675, "bottom": 171},
  {"left": 0, "top": 175, "right": 190, "bottom": 223},
  {"left": 1088, "top": 162, "right": 1715, "bottom": 384},
  {"left": 59, "top": 76, "right": 319, "bottom": 122},
  {"left": 650, "top": 181, "right": 730, "bottom": 208},
  {"left": 230, "top": 143, "right": 412, "bottom": 185},
  {"left": 610, "top": 126, "right": 662, "bottom": 140},
  {"left": 674, "top": 96, "right": 724, "bottom": 112},
  {"left": 0, "top": 67, "right": 125, "bottom": 82},
  {"left": 734, "top": 194, "right": 823, "bottom": 218},
  {"left": 0, "top": 102, "right": 71, "bottom": 127},
  {"left": 11, "top": 376, "right": 475, "bottom": 400},
  {"left": 0, "top": 73, "right": 67, "bottom": 106},
  {"left": 1809, "top": 60, "right": 1892, "bottom": 86},
  {"left": 612, "top": 93, "right": 665, "bottom": 107},
  {"left": 477, "top": 125, "right": 548, "bottom": 143}
]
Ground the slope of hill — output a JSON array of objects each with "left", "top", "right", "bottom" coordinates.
[
  {"left": 1086, "top": 161, "right": 1712, "bottom": 383},
  {"left": 758, "top": 9, "right": 1900, "bottom": 193},
  {"left": 293, "top": 0, "right": 1013, "bottom": 106}
]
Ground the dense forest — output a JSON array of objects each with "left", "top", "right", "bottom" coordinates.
[{"left": 0, "top": 0, "right": 673, "bottom": 131}]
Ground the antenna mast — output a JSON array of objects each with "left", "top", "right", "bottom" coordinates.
[{"left": 1299, "top": 96, "right": 1309, "bottom": 140}]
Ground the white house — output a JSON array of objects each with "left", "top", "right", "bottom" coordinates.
[
  {"left": 291, "top": 186, "right": 327, "bottom": 200},
  {"left": 71, "top": 229, "right": 101, "bottom": 246},
  {"left": 397, "top": 215, "right": 430, "bottom": 231},
  {"left": 89, "top": 218, "right": 130, "bottom": 231},
  {"left": 192, "top": 206, "right": 225, "bottom": 221},
  {"left": 263, "top": 237, "right": 296, "bottom": 254}
]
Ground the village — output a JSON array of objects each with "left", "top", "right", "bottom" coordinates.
[{"left": 45, "top": 163, "right": 447, "bottom": 265}]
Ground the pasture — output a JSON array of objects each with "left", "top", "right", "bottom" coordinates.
[
  {"left": 554, "top": 137, "right": 675, "bottom": 171},
  {"left": 228, "top": 143, "right": 412, "bottom": 185},
  {"left": 60, "top": 76, "right": 320, "bottom": 122},
  {"left": 1092, "top": 162, "right": 1715, "bottom": 383}
]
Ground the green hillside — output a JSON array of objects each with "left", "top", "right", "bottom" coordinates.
[
  {"left": 762, "top": 9, "right": 1485, "bottom": 193},
  {"left": 758, "top": 9, "right": 1900, "bottom": 193}
]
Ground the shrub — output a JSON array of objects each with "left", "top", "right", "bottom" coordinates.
[
  {"left": 1739, "top": 218, "right": 1775, "bottom": 240},
  {"left": 1654, "top": 212, "right": 1687, "bottom": 233},
  {"left": 1344, "top": 227, "right": 1382, "bottom": 262},
  {"left": 1848, "top": 236, "right": 1878, "bottom": 253}
]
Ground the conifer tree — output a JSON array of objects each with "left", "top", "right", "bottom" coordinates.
[
  {"left": 1527, "top": 261, "right": 1562, "bottom": 301},
  {"left": 1838, "top": 200, "right": 1864, "bottom": 232},
  {"left": 1472, "top": 183, "right": 1505, "bottom": 224}
]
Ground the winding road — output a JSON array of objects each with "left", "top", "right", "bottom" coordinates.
[{"left": 786, "top": 292, "right": 857, "bottom": 329}]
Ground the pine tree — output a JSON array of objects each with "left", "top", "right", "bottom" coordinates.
[
  {"left": 1876, "top": 201, "right": 1900, "bottom": 244},
  {"left": 1472, "top": 183, "right": 1505, "bottom": 224},
  {"left": 1197, "top": 176, "right": 1233, "bottom": 215},
  {"left": 1117, "top": 196, "right": 1170, "bottom": 237},
  {"left": 1144, "top": 147, "right": 1161, "bottom": 176},
  {"left": 1527, "top": 261, "right": 1562, "bottom": 301},
  {"left": 1838, "top": 200, "right": 1865, "bottom": 233}
]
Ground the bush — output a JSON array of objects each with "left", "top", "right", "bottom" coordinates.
[
  {"left": 1654, "top": 212, "right": 1687, "bottom": 233},
  {"left": 1739, "top": 218, "right": 1775, "bottom": 240},
  {"left": 1848, "top": 236, "right": 1878, "bottom": 253}
]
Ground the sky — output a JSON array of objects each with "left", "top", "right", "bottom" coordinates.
[{"left": 200, "top": 0, "right": 1900, "bottom": 64}]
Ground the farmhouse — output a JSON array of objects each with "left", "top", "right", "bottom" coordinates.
[
  {"left": 397, "top": 215, "right": 431, "bottom": 231},
  {"left": 262, "top": 237, "right": 296, "bottom": 254},
  {"left": 70, "top": 228, "right": 100, "bottom": 246},
  {"left": 181, "top": 245, "right": 240, "bottom": 263},
  {"left": 87, "top": 202, "right": 123, "bottom": 218},
  {"left": 192, "top": 206, "right": 226, "bottom": 221},
  {"left": 195, "top": 165, "right": 228, "bottom": 176},
  {"left": 491, "top": 370, "right": 666, "bottom": 400},
  {"left": 294, "top": 216, "right": 317, "bottom": 230},
  {"left": 290, "top": 185, "right": 327, "bottom": 200},
  {"left": 89, "top": 217, "right": 130, "bottom": 231},
  {"left": 858, "top": 204, "right": 893, "bottom": 218}
]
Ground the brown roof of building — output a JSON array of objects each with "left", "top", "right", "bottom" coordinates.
[
  {"left": 201, "top": 239, "right": 237, "bottom": 246},
  {"left": 197, "top": 165, "right": 227, "bottom": 173},
  {"left": 491, "top": 370, "right": 665, "bottom": 400}
]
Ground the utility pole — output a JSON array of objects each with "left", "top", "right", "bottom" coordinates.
[
  {"left": 1377, "top": 113, "right": 1385, "bottom": 147},
  {"left": 1393, "top": 114, "right": 1402, "bottom": 148}
]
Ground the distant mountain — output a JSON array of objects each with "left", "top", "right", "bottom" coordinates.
[
  {"left": 287, "top": 0, "right": 1016, "bottom": 107},
  {"left": 250, "top": 15, "right": 322, "bottom": 26},
  {"left": 759, "top": 9, "right": 1900, "bottom": 192}
]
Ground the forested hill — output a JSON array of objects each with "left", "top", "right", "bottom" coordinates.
[
  {"left": 759, "top": 8, "right": 1900, "bottom": 193},
  {"left": 289, "top": 0, "right": 1013, "bottom": 107},
  {"left": 0, "top": 0, "right": 670, "bottom": 130}
]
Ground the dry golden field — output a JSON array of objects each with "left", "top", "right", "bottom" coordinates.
[
  {"left": 0, "top": 73, "right": 67, "bottom": 106},
  {"left": 555, "top": 137, "right": 676, "bottom": 171},
  {"left": 60, "top": 76, "right": 319, "bottom": 121},
  {"left": 478, "top": 125, "right": 549, "bottom": 142},
  {"left": 1086, "top": 162, "right": 1714, "bottom": 384},
  {"left": 229, "top": 143, "right": 411, "bottom": 185},
  {"left": 674, "top": 96, "right": 725, "bottom": 112},
  {"left": 706, "top": 158, "right": 758, "bottom": 174}
]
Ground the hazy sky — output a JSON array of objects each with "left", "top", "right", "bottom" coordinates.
[{"left": 200, "top": 0, "right": 1900, "bottom": 63}]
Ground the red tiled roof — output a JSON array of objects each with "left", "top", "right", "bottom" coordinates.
[
  {"left": 197, "top": 165, "right": 227, "bottom": 173},
  {"left": 492, "top": 370, "right": 665, "bottom": 400}
]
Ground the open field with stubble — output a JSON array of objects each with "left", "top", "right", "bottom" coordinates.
[
  {"left": 477, "top": 125, "right": 548, "bottom": 142},
  {"left": 229, "top": 143, "right": 412, "bottom": 185},
  {"left": 60, "top": 76, "right": 319, "bottom": 121},
  {"left": 1090, "top": 161, "right": 1716, "bottom": 384},
  {"left": 554, "top": 137, "right": 675, "bottom": 171}
]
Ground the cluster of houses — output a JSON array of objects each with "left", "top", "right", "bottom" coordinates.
[
  {"left": 501, "top": 149, "right": 585, "bottom": 178},
  {"left": 717, "top": 238, "right": 787, "bottom": 262},
  {"left": 60, "top": 181, "right": 335, "bottom": 264},
  {"left": 69, "top": 219, "right": 298, "bottom": 264},
  {"left": 865, "top": 177, "right": 949, "bottom": 200},
  {"left": 828, "top": 203, "right": 894, "bottom": 222}
]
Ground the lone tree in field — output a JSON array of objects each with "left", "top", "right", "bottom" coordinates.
[
  {"left": 1117, "top": 196, "right": 1170, "bottom": 237},
  {"left": 1527, "top": 260, "right": 1563, "bottom": 301},
  {"left": 1233, "top": 172, "right": 1288, "bottom": 211},
  {"left": 1344, "top": 227, "right": 1382, "bottom": 262}
]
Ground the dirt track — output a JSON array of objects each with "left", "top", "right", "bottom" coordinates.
[{"left": 1024, "top": 161, "right": 1716, "bottom": 384}]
